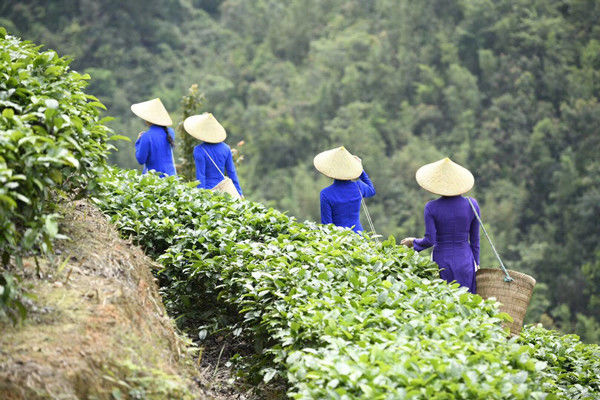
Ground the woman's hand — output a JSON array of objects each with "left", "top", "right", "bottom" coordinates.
[{"left": 401, "top": 237, "right": 416, "bottom": 248}]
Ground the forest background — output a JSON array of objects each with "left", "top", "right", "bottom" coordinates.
[{"left": 2, "top": 0, "right": 599, "bottom": 343}]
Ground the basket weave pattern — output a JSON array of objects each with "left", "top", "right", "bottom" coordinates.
[
  {"left": 213, "top": 177, "right": 241, "bottom": 200},
  {"left": 476, "top": 268, "right": 536, "bottom": 336}
]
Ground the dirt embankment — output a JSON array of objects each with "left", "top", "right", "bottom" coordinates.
[{"left": 0, "top": 200, "right": 254, "bottom": 400}]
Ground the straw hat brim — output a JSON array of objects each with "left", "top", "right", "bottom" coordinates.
[
  {"left": 415, "top": 157, "right": 474, "bottom": 196},
  {"left": 314, "top": 147, "right": 363, "bottom": 180},
  {"left": 130, "top": 98, "right": 173, "bottom": 126},
  {"left": 183, "top": 113, "right": 227, "bottom": 143}
]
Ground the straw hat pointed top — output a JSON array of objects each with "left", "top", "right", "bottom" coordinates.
[
  {"left": 130, "top": 98, "right": 173, "bottom": 126},
  {"left": 415, "top": 157, "right": 474, "bottom": 196},
  {"left": 183, "top": 113, "right": 227, "bottom": 143},
  {"left": 314, "top": 146, "right": 363, "bottom": 180}
]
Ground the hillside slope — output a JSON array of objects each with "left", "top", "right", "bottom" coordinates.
[{"left": 0, "top": 200, "right": 251, "bottom": 399}]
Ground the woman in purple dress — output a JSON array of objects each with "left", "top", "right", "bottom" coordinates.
[{"left": 401, "top": 158, "right": 480, "bottom": 293}]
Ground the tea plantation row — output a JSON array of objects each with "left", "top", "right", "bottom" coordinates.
[
  {"left": 94, "top": 168, "right": 599, "bottom": 399},
  {"left": 0, "top": 30, "right": 113, "bottom": 260},
  {"left": 0, "top": 31, "right": 114, "bottom": 321}
]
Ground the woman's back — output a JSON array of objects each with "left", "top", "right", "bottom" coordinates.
[
  {"left": 428, "top": 196, "right": 475, "bottom": 239},
  {"left": 415, "top": 195, "right": 480, "bottom": 293},
  {"left": 321, "top": 181, "right": 363, "bottom": 230},
  {"left": 193, "top": 142, "right": 242, "bottom": 195},
  {"left": 135, "top": 125, "right": 176, "bottom": 176},
  {"left": 320, "top": 171, "right": 375, "bottom": 232}
]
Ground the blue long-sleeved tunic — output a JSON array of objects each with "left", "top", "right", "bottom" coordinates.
[
  {"left": 413, "top": 196, "right": 480, "bottom": 293},
  {"left": 193, "top": 142, "right": 243, "bottom": 195},
  {"left": 135, "top": 124, "right": 176, "bottom": 176},
  {"left": 320, "top": 171, "right": 376, "bottom": 232}
]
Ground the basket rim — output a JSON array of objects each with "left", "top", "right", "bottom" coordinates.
[{"left": 477, "top": 268, "right": 536, "bottom": 286}]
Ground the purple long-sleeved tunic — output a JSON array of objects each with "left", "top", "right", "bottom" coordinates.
[{"left": 413, "top": 196, "right": 480, "bottom": 293}]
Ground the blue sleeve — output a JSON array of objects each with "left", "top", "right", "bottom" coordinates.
[
  {"left": 357, "top": 170, "right": 375, "bottom": 198},
  {"left": 135, "top": 132, "right": 150, "bottom": 166},
  {"left": 414, "top": 204, "right": 436, "bottom": 252},
  {"left": 194, "top": 147, "right": 206, "bottom": 189},
  {"left": 469, "top": 197, "right": 481, "bottom": 265},
  {"left": 320, "top": 191, "right": 333, "bottom": 225},
  {"left": 225, "top": 148, "right": 243, "bottom": 196}
]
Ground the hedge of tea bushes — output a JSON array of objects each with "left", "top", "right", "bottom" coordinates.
[
  {"left": 0, "top": 29, "right": 114, "bottom": 261},
  {"left": 0, "top": 29, "right": 115, "bottom": 323},
  {"left": 518, "top": 325, "right": 600, "bottom": 399},
  {"left": 95, "top": 168, "right": 600, "bottom": 399}
]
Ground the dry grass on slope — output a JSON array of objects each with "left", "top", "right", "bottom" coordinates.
[{"left": 0, "top": 200, "right": 255, "bottom": 400}]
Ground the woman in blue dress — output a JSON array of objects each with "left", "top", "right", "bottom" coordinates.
[
  {"left": 131, "top": 98, "right": 176, "bottom": 177},
  {"left": 183, "top": 113, "right": 243, "bottom": 197},
  {"left": 401, "top": 158, "right": 480, "bottom": 293},
  {"left": 314, "top": 146, "right": 376, "bottom": 233}
]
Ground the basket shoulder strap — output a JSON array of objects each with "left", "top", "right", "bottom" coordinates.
[
  {"left": 467, "top": 197, "right": 513, "bottom": 282},
  {"left": 356, "top": 178, "right": 379, "bottom": 241},
  {"left": 202, "top": 146, "right": 226, "bottom": 179}
]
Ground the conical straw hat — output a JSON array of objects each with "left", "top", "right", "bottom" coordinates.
[
  {"left": 415, "top": 157, "right": 474, "bottom": 196},
  {"left": 183, "top": 113, "right": 227, "bottom": 143},
  {"left": 130, "top": 98, "right": 173, "bottom": 126},
  {"left": 313, "top": 146, "right": 363, "bottom": 180}
]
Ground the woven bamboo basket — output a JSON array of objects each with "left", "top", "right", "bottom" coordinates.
[
  {"left": 476, "top": 268, "right": 536, "bottom": 336},
  {"left": 212, "top": 177, "right": 241, "bottom": 200}
]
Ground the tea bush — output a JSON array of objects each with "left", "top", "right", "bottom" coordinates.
[
  {"left": 0, "top": 28, "right": 114, "bottom": 263},
  {"left": 519, "top": 325, "right": 600, "bottom": 399},
  {"left": 94, "top": 168, "right": 599, "bottom": 399}
]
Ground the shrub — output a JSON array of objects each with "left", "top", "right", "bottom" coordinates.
[
  {"left": 0, "top": 28, "right": 115, "bottom": 320},
  {"left": 519, "top": 325, "right": 600, "bottom": 399},
  {"left": 93, "top": 168, "right": 600, "bottom": 399},
  {"left": 0, "top": 28, "right": 115, "bottom": 261}
]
